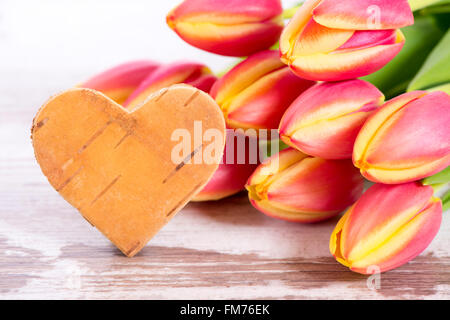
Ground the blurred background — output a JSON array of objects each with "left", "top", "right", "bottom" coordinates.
[
  {"left": 1, "top": 0, "right": 448, "bottom": 110},
  {"left": 0, "top": 0, "right": 298, "bottom": 107}
]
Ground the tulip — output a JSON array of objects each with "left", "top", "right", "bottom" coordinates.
[
  {"left": 124, "top": 62, "right": 217, "bottom": 109},
  {"left": 362, "top": 15, "right": 444, "bottom": 99},
  {"left": 246, "top": 148, "right": 364, "bottom": 223},
  {"left": 330, "top": 182, "right": 442, "bottom": 274},
  {"left": 353, "top": 91, "right": 450, "bottom": 184},
  {"left": 279, "top": 80, "right": 384, "bottom": 159},
  {"left": 166, "top": 0, "right": 284, "bottom": 57},
  {"left": 80, "top": 60, "right": 160, "bottom": 104},
  {"left": 211, "top": 50, "right": 315, "bottom": 135},
  {"left": 279, "top": 0, "right": 414, "bottom": 81},
  {"left": 193, "top": 132, "right": 259, "bottom": 201}
]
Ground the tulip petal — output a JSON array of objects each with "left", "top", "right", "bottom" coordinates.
[
  {"left": 266, "top": 157, "right": 364, "bottom": 213},
  {"left": 280, "top": 80, "right": 384, "bottom": 159},
  {"left": 351, "top": 198, "right": 442, "bottom": 274},
  {"left": 249, "top": 197, "right": 338, "bottom": 223},
  {"left": 362, "top": 15, "right": 445, "bottom": 98},
  {"left": 213, "top": 50, "right": 314, "bottom": 131},
  {"left": 194, "top": 162, "right": 257, "bottom": 201},
  {"left": 313, "top": 0, "right": 414, "bottom": 30},
  {"left": 167, "top": 0, "right": 283, "bottom": 25},
  {"left": 124, "top": 63, "right": 214, "bottom": 109},
  {"left": 80, "top": 61, "right": 160, "bottom": 105},
  {"left": 247, "top": 148, "right": 308, "bottom": 187},
  {"left": 280, "top": 0, "right": 323, "bottom": 61},
  {"left": 194, "top": 133, "right": 259, "bottom": 201},
  {"left": 226, "top": 68, "right": 314, "bottom": 130},
  {"left": 338, "top": 30, "right": 397, "bottom": 51},
  {"left": 212, "top": 51, "right": 285, "bottom": 108},
  {"left": 292, "top": 19, "right": 354, "bottom": 56},
  {"left": 247, "top": 148, "right": 364, "bottom": 223},
  {"left": 330, "top": 205, "right": 352, "bottom": 267},
  {"left": 289, "top": 31, "right": 405, "bottom": 81},
  {"left": 185, "top": 74, "right": 217, "bottom": 93},
  {"left": 167, "top": 0, "right": 283, "bottom": 56},
  {"left": 170, "top": 19, "right": 284, "bottom": 57},
  {"left": 341, "top": 183, "right": 434, "bottom": 263},
  {"left": 354, "top": 91, "right": 425, "bottom": 163},
  {"left": 354, "top": 91, "right": 450, "bottom": 184}
]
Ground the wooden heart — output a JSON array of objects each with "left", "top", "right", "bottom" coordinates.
[{"left": 32, "top": 85, "right": 225, "bottom": 257}]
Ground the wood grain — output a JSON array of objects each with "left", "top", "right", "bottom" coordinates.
[{"left": 0, "top": 101, "right": 449, "bottom": 300}]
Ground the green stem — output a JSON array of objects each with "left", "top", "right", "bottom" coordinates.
[
  {"left": 442, "top": 190, "right": 450, "bottom": 211},
  {"left": 408, "top": 0, "right": 449, "bottom": 11},
  {"left": 430, "top": 183, "right": 447, "bottom": 193},
  {"left": 422, "top": 166, "right": 450, "bottom": 186},
  {"left": 422, "top": 167, "right": 450, "bottom": 209}
]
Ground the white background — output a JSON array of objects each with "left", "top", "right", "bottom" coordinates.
[{"left": 0, "top": 0, "right": 297, "bottom": 87}]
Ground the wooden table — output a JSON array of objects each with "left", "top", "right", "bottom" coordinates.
[
  {"left": 0, "top": 0, "right": 449, "bottom": 300},
  {"left": 0, "top": 71, "right": 449, "bottom": 300}
]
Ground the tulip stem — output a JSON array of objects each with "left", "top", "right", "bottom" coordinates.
[
  {"left": 442, "top": 190, "right": 450, "bottom": 212},
  {"left": 430, "top": 183, "right": 447, "bottom": 193},
  {"left": 422, "top": 166, "right": 450, "bottom": 186},
  {"left": 408, "top": 0, "right": 449, "bottom": 11}
]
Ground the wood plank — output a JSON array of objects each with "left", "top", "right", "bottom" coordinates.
[{"left": 1, "top": 111, "right": 449, "bottom": 299}]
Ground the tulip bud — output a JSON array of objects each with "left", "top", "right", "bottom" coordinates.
[
  {"left": 167, "top": 0, "right": 284, "bottom": 57},
  {"left": 353, "top": 91, "right": 450, "bottom": 184},
  {"left": 246, "top": 148, "right": 364, "bottom": 223},
  {"left": 279, "top": 80, "right": 384, "bottom": 159},
  {"left": 330, "top": 182, "right": 442, "bottom": 274},
  {"left": 194, "top": 132, "right": 259, "bottom": 201},
  {"left": 362, "top": 15, "right": 445, "bottom": 99},
  {"left": 211, "top": 50, "right": 315, "bottom": 135},
  {"left": 280, "top": 0, "right": 414, "bottom": 81},
  {"left": 80, "top": 60, "right": 160, "bottom": 104},
  {"left": 124, "top": 62, "right": 217, "bottom": 109}
]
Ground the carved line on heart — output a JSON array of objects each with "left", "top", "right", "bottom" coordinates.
[{"left": 32, "top": 85, "right": 226, "bottom": 257}]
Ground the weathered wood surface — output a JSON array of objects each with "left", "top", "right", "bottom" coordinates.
[
  {"left": 1, "top": 86, "right": 450, "bottom": 300},
  {"left": 0, "top": 0, "right": 449, "bottom": 300}
]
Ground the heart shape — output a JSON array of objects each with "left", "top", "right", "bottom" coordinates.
[{"left": 32, "top": 85, "right": 225, "bottom": 257}]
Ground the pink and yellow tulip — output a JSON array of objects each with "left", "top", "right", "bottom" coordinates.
[
  {"left": 194, "top": 133, "right": 259, "bottom": 201},
  {"left": 279, "top": 80, "right": 384, "bottom": 159},
  {"left": 211, "top": 50, "right": 315, "bottom": 135},
  {"left": 80, "top": 60, "right": 160, "bottom": 104},
  {"left": 330, "top": 182, "right": 442, "bottom": 274},
  {"left": 246, "top": 148, "right": 364, "bottom": 223},
  {"left": 124, "top": 62, "right": 217, "bottom": 109},
  {"left": 167, "top": 0, "right": 284, "bottom": 57},
  {"left": 280, "top": 0, "right": 414, "bottom": 81},
  {"left": 353, "top": 91, "right": 450, "bottom": 184}
]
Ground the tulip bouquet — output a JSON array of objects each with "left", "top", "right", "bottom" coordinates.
[{"left": 79, "top": 0, "right": 450, "bottom": 275}]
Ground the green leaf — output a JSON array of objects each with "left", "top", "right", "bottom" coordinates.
[
  {"left": 408, "top": 29, "right": 450, "bottom": 91},
  {"left": 409, "top": 0, "right": 450, "bottom": 11},
  {"left": 422, "top": 166, "right": 450, "bottom": 185},
  {"left": 428, "top": 82, "right": 450, "bottom": 94},
  {"left": 362, "top": 15, "right": 444, "bottom": 98},
  {"left": 442, "top": 190, "right": 450, "bottom": 211}
]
